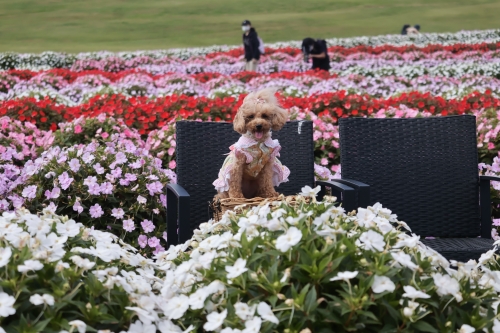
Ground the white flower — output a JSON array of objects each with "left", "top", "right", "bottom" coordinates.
[
  {"left": 127, "top": 320, "right": 156, "bottom": 333},
  {"left": 402, "top": 285, "right": 430, "bottom": 299},
  {"left": 203, "top": 309, "right": 227, "bottom": 331},
  {"left": 300, "top": 185, "right": 321, "bottom": 197},
  {"left": 29, "top": 293, "right": 55, "bottom": 306},
  {"left": 359, "top": 230, "right": 385, "bottom": 251},
  {"left": 356, "top": 208, "right": 376, "bottom": 227},
  {"left": 458, "top": 324, "right": 475, "bottom": 333},
  {"left": 163, "top": 295, "right": 189, "bottom": 320},
  {"left": 275, "top": 227, "right": 302, "bottom": 252},
  {"left": 68, "top": 320, "right": 87, "bottom": 333},
  {"left": 330, "top": 271, "right": 358, "bottom": 282},
  {"left": 69, "top": 255, "right": 95, "bottom": 270},
  {"left": 158, "top": 320, "right": 194, "bottom": 333},
  {"left": 492, "top": 319, "right": 500, "bottom": 333},
  {"left": 391, "top": 251, "right": 419, "bottom": 270},
  {"left": 56, "top": 220, "right": 82, "bottom": 237},
  {"left": 243, "top": 316, "right": 262, "bottom": 333},
  {"left": 371, "top": 275, "right": 396, "bottom": 293},
  {"left": 478, "top": 248, "right": 496, "bottom": 265},
  {"left": 221, "top": 328, "right": 242, "bottom": 333},
  {"left": 189, "top": 288, "right": 209, "bottom": 310},
  {"left": 0, "top": 247, "right": 12, "bottom": 268},
  {"left": 234, "top": 302, "right": 254, "bottom": 320},
  {"left": 137, "top": 195, "right": 147, "bottom": 204},
  {"left": 433, "top": 273, "right": 460, "bottom": 300},
  {"left": 225, "top": 258, "right": 248, "bottom": 279},
  {"left": 55, "top": 260, "right": 70, "bottom": 273},
  {"left": 18, "top": 259, "right": 44, "bottom": 273},
  {"left": 0, "top": 292, "right": 16, "bottom": 317},
  {"left": 257, "top": 302, "right": 279, "bottom": 324},
  {"left": 403, "top": 300, "right": 419, "bottom": 318}
]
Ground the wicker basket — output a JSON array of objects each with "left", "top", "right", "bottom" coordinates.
[{"left": 210, "top": 194, "right": 310, "bottom": 221}]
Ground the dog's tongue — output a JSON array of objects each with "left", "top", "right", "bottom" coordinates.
[{"left": 255, "top": 132, "right": 263, "bottom": 139}]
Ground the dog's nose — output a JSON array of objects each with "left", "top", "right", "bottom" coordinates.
[{"left": 256, "top": 124, "right": 263, "bottom": 130}]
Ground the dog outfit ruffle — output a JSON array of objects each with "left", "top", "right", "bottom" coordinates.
[{"left": 213, "top": 134, "right": 290, "bottom": 193}]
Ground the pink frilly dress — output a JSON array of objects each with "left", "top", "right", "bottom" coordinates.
[{"left": 213, "top": 134, "right": 291, "bottom": 193}]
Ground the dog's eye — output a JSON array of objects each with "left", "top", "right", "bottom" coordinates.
[
  {"left": 247, "top": 115, "right": 254, "bottom": 120},
  {"left": 262, "top": 114, "right": 269, "bottom": 119}
]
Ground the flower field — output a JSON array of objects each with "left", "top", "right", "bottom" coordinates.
[{"left": 3, "top": 29, "right": 500, "bottom": 332}]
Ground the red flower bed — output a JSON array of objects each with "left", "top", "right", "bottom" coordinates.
[
  {"left": 206, "top": 42, "right": 500, "bottom": 58},
  {"left": 1, "top": 91, "right": 498, "bottom": 134}
]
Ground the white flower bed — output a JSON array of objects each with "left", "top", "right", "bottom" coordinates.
[{"left": 2, "top": 191, "right": 500, "bottom": 332}]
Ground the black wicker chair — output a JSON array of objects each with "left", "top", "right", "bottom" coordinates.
[
  {"left": 338, "top": 115, "right": 499, "bottom": 262},
  {"left": 166, "top": 120, "right": 357, "bottom": 247}
]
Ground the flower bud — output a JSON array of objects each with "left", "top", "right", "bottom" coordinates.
[
  {"left": 277, "top": 293, "right": 286, "bottom": 300},
  {"left": 285, "top": 299, "right": 294, "bottom": 306},
  {"left": 300, "top": 329, "right": 312, "bottom": 333},
  {"left": 339, "top": 244, "right": 347, "bottom": 251},
  {"left": 325, "top": 237, "right": 333, "bottom": 245},
  {"left": 250, "top": 272, "right": 258, "bottom": 280},
  {"left": 403, "top": 307, "right": 414, "bottom": 318},
  {"left": 86, "top": 303, "right": 92, "bottom": 310},
  {"left": 359, "top": 258, "right": 368, "bottom": 266},
  {"left": 190, "top": 241, "right": 199, "bottom": 248},
  {"left": 445, "top": 321, "right": 452, "bottom": 327}
]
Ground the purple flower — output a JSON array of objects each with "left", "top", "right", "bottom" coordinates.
[
  {"left": 88, "top": 183, "right": 101, "bottom": 195},
  {"left": 0, "top": 199, "right": 9, "bottom": 211},
  {"left": 22, "top": 185, "right": 37, "bottom": 199},
  {"left": 115, "top": 152, "right": 127, "bottom": 164},
  {"left": 8, "top": 195, "right": 24, "bottom": 208},
  {"left": 89, "top": 204, "right": 104, "bottom": 218},
  {"left": 45, "top": 187, "right": 61, "bottom": 200},
  {"left": 148, "top": 236, "right": 160, "bottom": 248},
  {"left": 154, "top": 244, "right": 165, "bottom": 255},
  {"left": 137, "top": 195, "right": 147, "bottom": 204},
  {"left": 44, "top": 172, "right": 56, "bottom": 179},
  {"left": 141, "top": 219, "right": 155, "bottom": 233},
  {"left": 58, "top": 172, "right": 74, "bottom": 190},
  {"left": 160, "top": 194, "right": 167, "bottom": 207},
  {"left": 46, "top": 202, "right": 58, "bottom": 213},
  {"left": 125, "top": 173, "right": 137, "bottom": 182},
  {"left": 162, "top": 231, "right": 168, "bottom": 242},
  {"left": 105, "top": 173, "right": 115, "bottom": 183},
  {"left": 119, "top": 179, "right": 130, "bottom": 186},
  {"left": 93, "top": 163, "right": 105, "bottom": 174},
  {"left": 82, "top": 152, "right": 95, "bottom": 164},
  {"left": 84, "top": 176, "right": 97, "bottom": 186},
  {"left": 73, "top": 201, "right": 83, "bottom": 214},
  {"left": 146, "top": 181, "right": 163, "bottom": 196},
  {"left": 138, "top": 235, "right": 148, "bottom": 248},
  {"left": 111, "top": 168, "right": 122, "bottom": 178},
  {"left": 100, "top": 182, "right": 113, "bottom": 194},
  {"left": 129, "top": 161, "right": 142, "bottom": 169},
  {"left": 69, "top": 158, "right": 81, "bottom": 172},
  {"left": 123, "top": 219, "right": 135, "bottom": 232},
  {"left": 111, "top": 208, "right": 125, "bottom": 219}
]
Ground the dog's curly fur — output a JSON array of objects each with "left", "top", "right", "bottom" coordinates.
[{"left": 218, "top": 88, "right": 288, "bottom": 199}]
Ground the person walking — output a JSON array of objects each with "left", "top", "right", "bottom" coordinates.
[
  {"left": 301, "top": 38, "right": 330, "bottom": 71},
  {"left": 241, "top": 20, "right": 261, "bottom": 72}
]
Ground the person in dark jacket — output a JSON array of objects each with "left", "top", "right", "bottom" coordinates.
[
  {"left": 241, "top": 20, "right": 261, "bottom": 72},
  {"left": 301, "top": 37, "right": 330, "bottom": 71}
]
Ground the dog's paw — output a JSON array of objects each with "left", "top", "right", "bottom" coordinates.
[{"left": 228, "top": 192, "right": 245, "bottom": 199}]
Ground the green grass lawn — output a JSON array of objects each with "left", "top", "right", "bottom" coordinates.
[{"left": 0, "top": 0, "right": 499, "bottom": 53}]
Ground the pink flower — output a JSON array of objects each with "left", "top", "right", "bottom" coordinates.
[
  {"left": 138, "top": 235, "right": 148, "bottom": 248},
  {"left": 489, "top": 142, "right": 495, "bottom": 150},
  {"left": 88, "top": 183, "right": 101, "bottom": 195},
  {"left": 141, "top": 219, "right": 155, "bottom": 233},
  {"left": 101, "top": 132, "right": 109, "bottom": 139},
  {"left": 168, "top": 147, "right": 175, "bottom": 156},
  {"left": 89, "top": 204, "right": 104, "bottom": 218},
  {"left": 74, "top": 125, "right": 82, "bottom": 134},
  {"left": 93, "top": 163, "right": 105, "bottom": 174},
  {"left": 146, "top": 181, "right": 163, "bottom": 196},
  {"left": 148, "top": 236, "right": 160, "bottom": 248},
  {"left": 320, "top": 158, "right": 328, "bottom": 166},
  {"left": 137, "top": 195, "right": 147, "bottom": 204},
  {"left": 169, "top": 160, "right": 176, "bottom": 169},
  {"left": 493, "top": 219, "right": 500, "bottom": 227},
  {"left": 73, "top": 201, "right": 83, "bottom": 214},
  {"left": 154, "top": 244, "right": 165, "bottom": 255},
  {"left": 45, "top": 187, "right": 61, "bottom": 200},
  {"left": 100, "top": 182, "right": 113, "bottom": 195},
  {"left": 162, "top": 231, "right": 168, "bottom": 241},
  {"left": 123, "top": 219, "right": 135, "bottom": 232}
]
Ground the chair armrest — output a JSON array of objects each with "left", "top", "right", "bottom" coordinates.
[
  {"left": 330, "top": 178, "right": 370, "bottom": 208},
  {"left": 316, "top": 180, "right": 356, "bottom": 212},
  {"left": 166, "top": 184, "right": 190, "bottom": 246},
  {"left": 478, "top": 176, "right": 500, "bottom": 239}
]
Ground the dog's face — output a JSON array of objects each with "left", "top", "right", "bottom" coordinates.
[{"left": 233, "top": 103, "right": 288, "bottom": 140}]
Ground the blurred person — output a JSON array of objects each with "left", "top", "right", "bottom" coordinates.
[
  {"left": 301, "top": 37, "right": 330, "bottom": 71},
  {"left": 401, "top": 24, "right": 410, "bottom": 35},
  {"left": 241, "top": 20, "right": 261, "bottom": 72},
  {"left": 406, "top": 25, "right": 420, "bottom": 35}
]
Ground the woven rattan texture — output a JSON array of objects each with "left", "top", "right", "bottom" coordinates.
[
  {"left": 421, "top": 238, "right": 494, "bottom": 262},
  {"left": 176, "top": 120, "right": 314, "bottom": 234},
  {"left": 339, "top": 116, "right": 480, "bottom": 238}
]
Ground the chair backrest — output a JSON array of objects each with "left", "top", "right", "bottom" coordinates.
[
  {"left": 176, "top": 120, "right": 314, "bottom": 234},
  {"left": 339, "top": 115, "right": 480, "bottom": 238}
]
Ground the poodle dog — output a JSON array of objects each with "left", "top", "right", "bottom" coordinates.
[{"left": 213, "top": 88, "right": 290, "bottom": 199}]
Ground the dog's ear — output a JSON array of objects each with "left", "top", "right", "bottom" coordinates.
[
  {"left": 233, "top": 108, "right": 247, "bottom": 134},
  {"left": 271, "top": 106, "right": 288, "bottom": 131}
]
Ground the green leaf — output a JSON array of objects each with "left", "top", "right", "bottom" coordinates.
[{"left": 411, "top": 321, "right": 439, "bottom": 333}]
